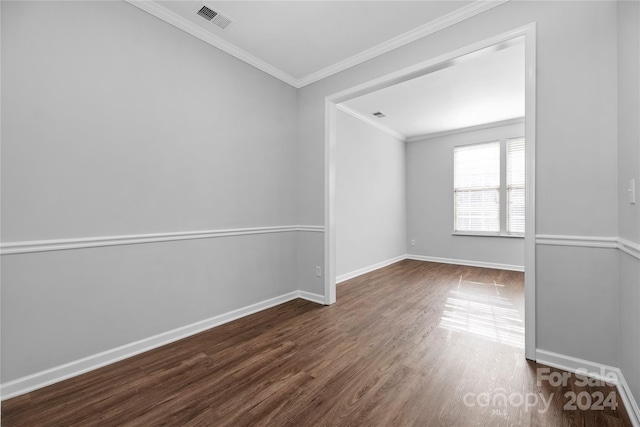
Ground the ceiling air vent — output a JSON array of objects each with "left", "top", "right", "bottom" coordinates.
[
  {"left": 196, "top": 4, "right": 233, "bottom": 30},
  {"left": 372, "top": 112, "right": 387, "bottom": 118},
  {"left": 197, "top": 5, "right": 217, "bottom": 21}
]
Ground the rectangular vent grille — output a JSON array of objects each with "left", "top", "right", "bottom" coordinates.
[
  {"left": 372, "top": 112, "right": 386, "bottom": 118},
  {"left": 197, "top": 6, "right": 217, "bottom": 21},
  {"left": 212, "top": 14, "right": 233, "bottom": 29},
  {"left": 196, "top": 4, "right": 233, "bottom": 30}
]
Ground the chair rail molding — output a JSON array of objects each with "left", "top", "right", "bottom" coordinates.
[
  {"left": 535, "top": 234, "right": 640, "bottom": 260},
  {"left": 1, "top": 225, "right": 325, "bottom": 255}
]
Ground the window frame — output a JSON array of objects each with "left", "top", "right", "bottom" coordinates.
[
  {"left": 506, "top": 137, "right": 526, "bottom": 236},
  {"left": 453, "top": 140, "right": 501, "bottom": 236},
  {"left": 452, "top": 137, "right": 525, "bottom": 238}
]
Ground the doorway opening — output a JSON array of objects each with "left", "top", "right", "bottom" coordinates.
[{"left": 324, "top": 24, "right": 536, "bottom": 360}]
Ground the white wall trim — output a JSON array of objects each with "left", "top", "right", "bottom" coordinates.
[
  {"left": 536, "top": 349, "right": 640, "bottom": 427},
  {"left": 407, "top": 254, "right": 524, "bottom": 272},
  {"left": 297, "top": 0, "right": 509, "bottom": 88},
  {"left": 336, "top": 254, "right": 407, "bottom": 284},
  {"left": 126, "top": 0, "right": 508, "bottom": 89},
  {"left": 535, "top": 234, "right": 640, "bottom": 259},
  {"left": 405, "top": 117, "right": 525, "bottom": 143},
  {"left": 297, "top": 291, "right": 326, "bottom": 305},
  {"left": 336, "top": 104, "right": 406, "bottom": 142},
  {"left": 0, "top": 290, "right": 324, "bottom": 401},
  {"left": 535, "top": 234, "right": 620, "bottom": 249},
  {"left": 0, "top": 225, "right": 324, "bottom": 255},
  {"left": 618, "top": 238, "right": 640, "bottom": 260},
  {"left": 124, "top": 0, "right": 299, "bottom": 87},
  {"left": 295, "top": 225, "right": 325, "bottom": 233}
]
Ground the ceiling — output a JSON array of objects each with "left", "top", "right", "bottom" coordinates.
[
  {"left": 340, "top": 40, "right": 525, "bottom": 140},
  {"left": 126, "top": 0, "right": 521, "bottom": 137},
  {"left": 127, "top": 0, "right": 507, "bottom": 88}
]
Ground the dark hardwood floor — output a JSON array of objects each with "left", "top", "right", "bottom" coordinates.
[{"left": 2, "top": 260, "right": 632, "bottom": 426}]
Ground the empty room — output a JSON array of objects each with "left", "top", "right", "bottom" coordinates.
[{"left": 1, "top": 1, "right": 639, "bottom": 426}]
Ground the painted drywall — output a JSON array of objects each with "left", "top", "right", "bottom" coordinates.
[
  {"left": 1, "top": 1, "right": 298, "bottom": 383},
  {"left": 406, "top": 123, "right": 525, "bottom": 268},
  {"left": 1, "top": 234, "right": 297, "bottom": 382},
  {"left": 536, "top": 245, "right": 619, "bottom": 367},
  {"left": 296, "top": 0, "right": 620, "bottom": 370},
  {"left": 1, "top": 1, "right": 298, "bottom": 241},
  {"left": 295, "top": 231, "right": 325, "bottom": 296},
  {"left": 617, "top": 0, "right": 640, "bottom": 409},
  {"left": 619, "top": 251, "right": 640, "bottom": 409},
  {"left": 617, "top": 0, "right": 640, "bottom": 244},
  {"left": 335, "top": 110, "right": 406, "bottom": 278}
]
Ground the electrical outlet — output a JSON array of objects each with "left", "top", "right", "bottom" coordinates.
[
  {"left": 315, "top": 266, "right": 322, "bottom": 277},
  {"left": 410, "top": 239, "right": 416, "bottom": 246}
]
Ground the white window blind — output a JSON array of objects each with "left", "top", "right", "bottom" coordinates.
[
  {"left": 507, "top": 138, "right": 525, "bottom": 234},
  {"left": 454, "top": 142, "right": 500, "bottom": 233}
]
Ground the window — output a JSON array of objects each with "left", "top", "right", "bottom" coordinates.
[
  {"left": 453, "top": 138, "right": 525, "bottom": 236},
  {"left": 454, "top": 142, "right": 500, "bottom": 233},
  {"left": 507, "top": 138, "right": 525, "bottom": 234}
]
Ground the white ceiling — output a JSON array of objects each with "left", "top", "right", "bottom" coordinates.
[
  {"left": 127, "top": 0, "right": 521, "bottom": 136},
  {"left": 127, "top": 0, "right": 507, "bottom": 87},
  {"left": 341, "top": 40, "right": 525, "bottom": 140}
]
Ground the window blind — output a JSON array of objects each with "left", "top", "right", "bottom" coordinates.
[
  {"left": 453, "top": 142, "right": 500, "bottom": 233},
  {"left": 507, "top": 138, "right": 525, "bottom": 234}
]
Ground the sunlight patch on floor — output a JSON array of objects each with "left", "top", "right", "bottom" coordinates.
[{"left": 439, "top": 278, "right": 524, "bottom": 348}]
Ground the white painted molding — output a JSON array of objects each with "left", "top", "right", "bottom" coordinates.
[
  {"left": 0, "top": 290, "right": 325, "bottom": 401},
  {"left": 0, "top": 225, "right": 324, "bottom": 255},
  {"left": 124, "top": 0, "right": 299, "bottom": 87},
  {"left": 336, "top": 104, "right": 406, "bottom": 142},
  {"left": 618, "top": 369, "right": 640, "bottom": 427},
  {"left": 535, "top": 234, "right": 619, "bottom": 249},
  {"left": 523, "top": 22, "right": 537, "bottom": 361},
  {"left": 405, "top": 117, "right": 525, "bottom": 143},
  {"left": 618, "top": 238, "right": 640, "bottom": 260},
  {"left": 296, "top": 225, "right": 325, "bottom": 234},
  {"left": 336, "top": 254, "right": 407, "bottom": 284},
  {"left": 535, "top": 234, "right": 640, "bottom": 260},
  {"left": 536, "top": 349, "right": 640, "bottom": 427},
  {"left": 297, "top": 291, "right": 326, "bottom": 305},
  {"left": 407, "top": 254, "right": 524, "bottom": 272},
  {"left": 126, "top": 0, "right": 508, "bottom": 89},
  {"left": 297, "top": 0, "right": 510, "bottom": 88}
]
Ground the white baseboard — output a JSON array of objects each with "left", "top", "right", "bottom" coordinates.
[
  {"left": 336, "top": 254, "right": 407, "bottom": 283},
  {"left": 536, "top": 349, "right": 640, "bottom": 427},
  {"left": 407, "top": 254, "right": 524, "bottom": 272},
  {"left": 297, "top": 290, "right": 326, "bottom": 305},
  {"left": 0, "top": 290, "right": 324, "bottom": 401}
]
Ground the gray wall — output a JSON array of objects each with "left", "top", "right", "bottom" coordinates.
[
  {"left": 336, "top": 111, "right": 406, "bottom": 279},
  {"left": 406, "top": 123, "right": 525, "bottom": 268},
  {"left": 617, "top": 0, "right": 640, "bottom": 407},
  {"left": 1, "top": 1, "right": 299, "bottom": 382},
  {"left": 296, "top": 0, "right": 620, "bottom": 366}
]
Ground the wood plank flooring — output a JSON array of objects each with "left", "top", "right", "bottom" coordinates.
[{"left": 2, "top": 260, "right": 633, "bottom": 426}]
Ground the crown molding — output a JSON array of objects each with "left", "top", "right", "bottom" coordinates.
[
  {"left": 125, "top": 0, "right": 509, "bottom": 89},
  {"left": 124, "top": 0, "right": 299, "bottom": 87},
  {"left": 297, "top": 0, "right": 510, "bottom": 88},
  {"left": 336, "top": 104, "right": 406, "bottom": 141},
  {"left": 406, "top": 117, "right": 525, "bottom": 142}
]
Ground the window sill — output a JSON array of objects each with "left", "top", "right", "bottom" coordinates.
[{"left": 452, "top": 231, "right": 525, "bottom": 238}]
